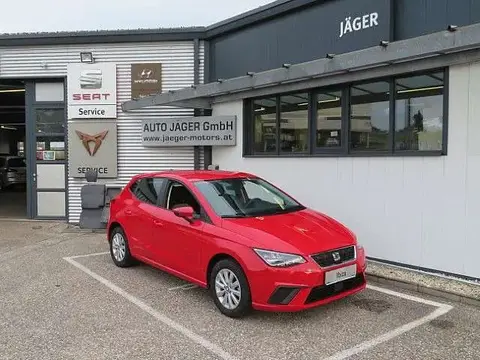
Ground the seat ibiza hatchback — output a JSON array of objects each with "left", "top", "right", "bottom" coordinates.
[{"left": 107, "top": 170, "right": 367, "bottom": 318}]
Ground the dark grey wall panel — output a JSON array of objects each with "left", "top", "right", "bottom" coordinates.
[
  {"left": 210, "top": 0, "right": 392, "bottom": 80},
  {"left": 395, "top": 0, "right": 480, "bottom": 40}
]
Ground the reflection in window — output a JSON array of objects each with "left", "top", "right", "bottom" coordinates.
[
  {"left": 395, "top": 72, "right": 444, "bottom": 151},
  {"left": 253, "top": 98, "right": 276, "bottom": 153},
  {"left": 36, "top": 136, "right": 65, "bottom": 161},
  {"left": 350, "top": 82, "right": 390, "bottom": 151},
  {"left": 316, "top": 91, "right": 342, "bottom": 148},
  {"left": 279, "top": 93, "right": 308, "bottom": 153},
  {"left": 36, "top": 109, "right": 64, "bottom": 134}
]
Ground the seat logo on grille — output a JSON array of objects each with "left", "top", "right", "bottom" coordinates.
[{"left": 332, "top": 252, "right": 341, "bottom": 262}]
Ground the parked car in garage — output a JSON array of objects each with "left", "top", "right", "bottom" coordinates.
[
  {"left": 0, "top": 156, "right": 27, "bottom": 191},
  {"left": 107, "top": 170, "right": 367, "bottom": 318}
]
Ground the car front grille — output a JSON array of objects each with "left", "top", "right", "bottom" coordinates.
[
  {"left": 305, "top": 273, "right": 365, "bottom": 304},
  {"left": 311, "top": 245, "right": 356, "bottom": 268}
]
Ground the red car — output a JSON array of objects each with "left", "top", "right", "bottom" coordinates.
[{"left": 107, "top": 170, "right": 367, "bottom": 318}]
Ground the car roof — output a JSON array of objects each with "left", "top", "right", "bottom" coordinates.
[{"left": 135, "top": 170, "right": 258, "bottom": 182}]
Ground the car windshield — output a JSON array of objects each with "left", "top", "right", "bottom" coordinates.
[
  {"left": 194, "top": 177, "right": 305, "bottom": 218},
  {"left": 7, "top": 158, "right": 26, "bottom": 167}
]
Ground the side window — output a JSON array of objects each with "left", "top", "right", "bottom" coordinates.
[
  {"left": 0, "top": 158, "right": 5, "bottom": 167},
  {"left": 166, "top": 181, "right": 201, "bottom": 214},
  {"left": 130, "top": 177, "right": 166, "bottom": 205}
]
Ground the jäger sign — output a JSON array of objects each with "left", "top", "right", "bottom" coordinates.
[{"left": 142, "top": 116, "right": 236, "bottom": 147}]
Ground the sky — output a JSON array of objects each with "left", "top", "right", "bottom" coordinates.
[{"left": 0, "top": 0, "right": 277, "bottom": 34}]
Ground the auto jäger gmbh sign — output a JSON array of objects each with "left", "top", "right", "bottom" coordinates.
[
  {"left": 142, "top": 116, "right": 236, "bottom": 147},
  {"left": 67, "top": 63, "right": 117, "bottom": 119}
]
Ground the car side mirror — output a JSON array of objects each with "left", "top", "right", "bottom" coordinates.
[{"left": 173, "top": 206, "right": 195, "bottom": 222}]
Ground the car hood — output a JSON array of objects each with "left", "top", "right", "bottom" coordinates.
[{"left": 221, "top": 209, "right": 356, "bottom": 255}]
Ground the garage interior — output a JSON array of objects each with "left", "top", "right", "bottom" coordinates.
[{"left": 0, "top": 80, "right": 27, "bottom": 219}]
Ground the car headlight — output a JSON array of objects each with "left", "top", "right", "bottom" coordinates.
[{"left": 253, "top": 249, "right": 306, "bottom": 267}]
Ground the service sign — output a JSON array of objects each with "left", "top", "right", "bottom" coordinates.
[
  {"left": 68, "top": 120, "right": 118, "bottom": 178},
  {"left": 142, "top": 116, "right": 236, "bottom": 147},
  {"left": 67, "top": 63, "right": 117, "bottom": 119}
]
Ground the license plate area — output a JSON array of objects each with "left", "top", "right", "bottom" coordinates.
[{"left": 325, "top": 264, "right": 357, "bottom": 285}]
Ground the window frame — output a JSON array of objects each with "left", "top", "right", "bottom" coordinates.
[
  {"left": 129, "top": 177, "right": 167, "bottom": 206},
  {"left": 159, "top": 178, "right": 212, "bottom": 224},
  {"left": 243, "top": 67, "right": 449, "bottom": 158}
]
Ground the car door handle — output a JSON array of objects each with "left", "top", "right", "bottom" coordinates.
[
  {"left": 125, "top": 209, "right": 132, "bottom": 215},
  {"left": 154, "top": 220, "right": 164, "bottom": 227}
]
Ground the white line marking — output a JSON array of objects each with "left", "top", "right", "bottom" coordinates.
[
  {"left": 66, "top": 251, "right": 454, "bottom": 360},
  {"left": 366, "top": 284, "right": 447, "bottom": 308},
  {"left": 168, "top": 284, "right": 199, "bottom": 291},
  {"left": 322, "top": 284, "right": 454, "bottom": 360},
  {"left": 68, "top": 251, "right": 109, "bottom": 259},
  {"left": 63, "top": 256, "right": 237, "bottom": 360}
]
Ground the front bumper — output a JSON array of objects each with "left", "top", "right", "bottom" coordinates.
[{"left": 249, "top": 247, "right": 367, "bottom": 312}]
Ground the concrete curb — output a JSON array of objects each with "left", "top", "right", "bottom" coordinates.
[{"left": 366, "top": 262, "right": 480, "bottom": 308}]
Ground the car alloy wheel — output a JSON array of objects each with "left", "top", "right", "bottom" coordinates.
[
  {"left": 112, "top": 233, "right": 126, "bottom": 262},
  {"left": 210, "top": 259, "right": 251, "bottom": 318},
  {"left": 109, "top": 226, "right": 136, "bottom": 268},
  {"left": 215, "top": 269, "right": 242, "bottom": 310}
]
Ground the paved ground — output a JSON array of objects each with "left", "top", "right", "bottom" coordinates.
[{"left": 1, "top": 221, "right": 480, "bottom": 360}]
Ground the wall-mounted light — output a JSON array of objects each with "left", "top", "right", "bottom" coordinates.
[
  {"left": 246, "top": 72, "right": 255, "bottom": 76},
  {"left": 0, "top": 125, "right": 17, "bottom": 130},
  {"left": 80, "top": 52, "right": 95, "bottom": 63},
  {"left": 0, "top": 89, "right": 25, "bottom": 94},
  {"left": 447, "top": 25, "right": 458, "bottom": 32},
  {"left": 282, "top": 63, "right": 291, "bottom": 68},
  {"left": 379, "top": 40, "right": 389, "bottom": 48},
  {"left": 326, "top": 53, "right": 335, "bottom": 59}
]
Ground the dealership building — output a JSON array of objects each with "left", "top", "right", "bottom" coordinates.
[{"left": 1, "top": 0, "right": 480, "bottom": 280}]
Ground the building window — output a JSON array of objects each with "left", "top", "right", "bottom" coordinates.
[
  {"left": 279, "top": 93, "right": 308, "bottom": 153},
  {"left": 316, "top": 90, "right": 342, "bottom": 148},
  {"left": 36, "top": 109, "right": 65, "bottom": 134},
  {"left": 253, "top": 97, "right": 276, "bottom": 153},
  {"left": 395, "top": 72, "right": 444, "bottom": 152},
  {"left": 244, "top": 69, "right": 447, "bottom": 157},
  {"left": 350, "top": 81, "right": 390, "bottom": 152}
]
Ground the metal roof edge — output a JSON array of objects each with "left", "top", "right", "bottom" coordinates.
[
  {"left": 0, "top": 27, "right": 206, "bottom": 46},
  {"left": 121, "top": 22, "right": 480, "bottom": 111},
  {"left": 204, "top": 0, "right": 320, "bottom": 38},
  {"left": 0, "top": 0, "right": 325, "bottom": 46}
]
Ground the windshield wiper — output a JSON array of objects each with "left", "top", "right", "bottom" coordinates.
[{"left": 221, "top": 214, "right": 248, "bottom": 218}]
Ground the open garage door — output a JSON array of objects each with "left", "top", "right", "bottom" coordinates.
[{"left": 0, "top": 80, "right": 27, "bottom": 219}]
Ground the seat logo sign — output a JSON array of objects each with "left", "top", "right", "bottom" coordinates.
[
  {"left": 76, "top": 130, "right": 108, "bottom": 156},
  {"left": 332, "top": 252, "right": 341, "bottom": 262},
  {"left": 79, "top": 69, "right": 103, "bottom": 89}
]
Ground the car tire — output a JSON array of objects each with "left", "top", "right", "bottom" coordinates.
[
  {"left": 210, "top": 259, "right": 252, "bottom": 318},
  {"left": 109, "top": 226, "right": 136, "bottom": 268}
]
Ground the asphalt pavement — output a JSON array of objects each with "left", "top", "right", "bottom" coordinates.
[{"left": 1, "top": 220, "right": 479, "bottom": 360}]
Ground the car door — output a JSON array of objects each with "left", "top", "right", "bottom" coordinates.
[
  {"left": 123, "top": 177, "right": 164, "bottom": 259},
  {"left": 151, "top": 179, "right": 209, "bottom": 281}
]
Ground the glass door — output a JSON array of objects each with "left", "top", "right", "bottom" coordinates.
[{"left": 26, "top": 81, "right": 67, "bottom": 219}]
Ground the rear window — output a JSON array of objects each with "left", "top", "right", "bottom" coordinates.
[{"left": 7, "top": 158, "right": 26, "bottom": 167}]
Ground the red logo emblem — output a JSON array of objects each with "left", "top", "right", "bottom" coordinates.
[{"left": 76, "top": 130, "right": 108, "bottom": 156}]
